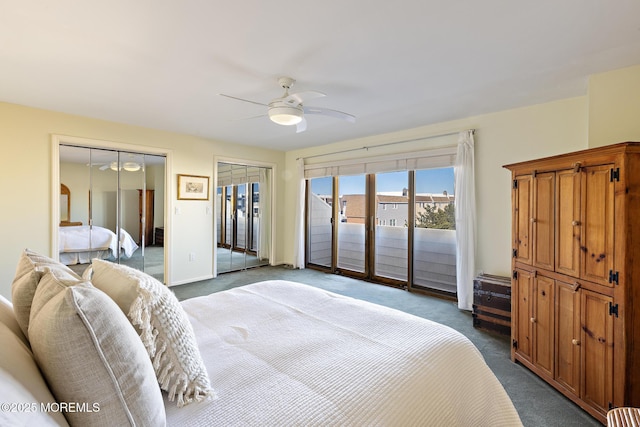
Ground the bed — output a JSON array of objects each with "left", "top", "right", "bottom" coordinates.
[
  {"left": 2, "top": 250, "right": 522, "bottom": 426},
  {"left": 58, "top": 225, "right": 138, "bottom": 265},
  {"left": 165, "top": 280, "right": 522, "bottom": 426}
]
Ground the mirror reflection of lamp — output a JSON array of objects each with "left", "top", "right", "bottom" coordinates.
[
  {"left": 110, "top": 161, "right": 141, "bottom": 172},
  {"left": 123, "top": 162, "right": 141, "bottom": 172}
]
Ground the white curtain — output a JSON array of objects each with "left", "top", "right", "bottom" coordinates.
[
  {"left": 292, "top": 158, "right": 306, "bottom": 269},
  {"left": 258, "top": 168, "right": 271, "bottom": 262},
  {"left": 454, "top": 130, "right": 477, "bottom": 310}
]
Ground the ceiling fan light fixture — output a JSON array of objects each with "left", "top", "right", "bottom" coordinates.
[
  {"left": 220, "top": 76, "right": 354, "bottom": 132},
  {"left": 268, "top": 102, "right": 303, "bottom": 126}
]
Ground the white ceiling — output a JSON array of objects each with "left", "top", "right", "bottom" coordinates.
[{"left": 2, "top": 1, "right": 640, "bottom": 151}]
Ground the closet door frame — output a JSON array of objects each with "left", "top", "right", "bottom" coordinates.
[
  {"left": 51, "top": 135, "right": 172, "bottom": 283},
  {"left": 213, "top": 156, "right": 277, "bottom": 277}
]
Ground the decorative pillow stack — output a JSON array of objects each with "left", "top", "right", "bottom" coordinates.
[
  {"left": 7, "top": 248, "right": 215, "bottom": 426},
  {"left": 88, "top": 259, "right": 216, "bottom": 407},
  {"left": 9, "top": 249, "right": 166, "bottom": 427}
]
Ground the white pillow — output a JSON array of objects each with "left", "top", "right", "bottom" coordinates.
[
  {"left": 11, "top": 249, "right": 81, "bottom": 339},
  {"left": 89, "top": 259, "right": 215, "bottom": 407},
  {"left": 0, "top": 367, "right": 64, "bottom": 427},
  {"left": 0, "top": 322, "right": 68, "bottom": 426},
  {"left": 0, "top": 294, "right": 28, "bottom": 347},
  {"left": 28, "top": 272, "right": 166, "bottom": 427}
]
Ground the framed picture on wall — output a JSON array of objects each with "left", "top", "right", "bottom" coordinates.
[{"left": 177, "top": 174, "right": 210, "bottom": 200}]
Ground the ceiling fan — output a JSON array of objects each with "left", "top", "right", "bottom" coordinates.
[{"left": 220, "top": 77, "right": 356, "bottom": 133}]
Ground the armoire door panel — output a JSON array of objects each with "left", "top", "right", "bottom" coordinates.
[
  {"left": 580, "top": 165, "right": 614, "bottom": 286},
  {"left": 533, "top": 172, "right": 555, "bottom": 270},
  {"left": 556, "top": 169, "right": 581, "bottom": 277},
  {"left": 532, "top": 275, "right": 555, "bottom": 377},
  {"left": 512, "top": 269, "right": 533, "bottom": 362},
  {"left": 555, "top": 281, "right": 581, "bottom": 395},
  {"left": 580, "top": 289, "right": 614, "bottom": 414},
  {"left": 514, "top": 175, "right": 533, "bottom": 265}
]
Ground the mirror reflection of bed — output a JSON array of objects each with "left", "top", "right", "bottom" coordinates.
[
  {"left": 59, "top": 145, "right": 166, "bottom": 282},
  {"left": 59, "top": 224, "right": 139, "bottom": 266}
]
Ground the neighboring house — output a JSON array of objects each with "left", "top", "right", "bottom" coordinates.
[
  {"left": 339, "top": 194, "right": 366, "bottom": 224},
  {"left": 376, "top": 194, "right": 408, "bottom": 226},
  {"left": 339, "top": 191, "right": 454, "bottom": 227}
]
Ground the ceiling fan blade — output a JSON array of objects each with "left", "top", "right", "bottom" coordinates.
[
  {"left": 296, "top": 117, "right": 308, "bottom": 133},
  {"left": 303, "top": 106, "right": 356, "bottom": 123},
  {"left": 287, "top": 90, "right": 326, "bottom": 106},
  {"left": 244, "top": 114, "right": 267, "bottom": 120},
  {"left": 219, "top": 93, "right": 268, "bottom": 107}
]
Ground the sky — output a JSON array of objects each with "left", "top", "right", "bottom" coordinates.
[{"left": 310, "top": 167, "right": 455, "bottom": 195}]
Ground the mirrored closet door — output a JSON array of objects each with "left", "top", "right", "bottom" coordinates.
[
  {"left": 216, "top": 162, "right": 272, "bottom": 274},
  {"left": 59, "top": 145, "right": 166, "bottom": 282}
]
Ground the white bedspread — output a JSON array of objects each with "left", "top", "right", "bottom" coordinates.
[
  {"left": 167, "top": 280, "right": 522, "bottom": 426},
  {"left": 58, "top": 225, "right": 138, "bottom": 258}
]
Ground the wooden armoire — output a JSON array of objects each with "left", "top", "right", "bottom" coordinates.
[{"left": 504, "top": 142, "right": 640, "bottom": 424}]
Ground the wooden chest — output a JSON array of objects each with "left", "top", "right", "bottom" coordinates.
[{"left": 472, "top": 274, "right": 511, "bottom": 336}]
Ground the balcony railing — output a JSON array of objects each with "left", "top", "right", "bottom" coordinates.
[
  {"left": 308, "top": 193, "right": 457, "bottom": 294},
  {"left": 309, "top": 222, "right": 457, "bottom": 294}
]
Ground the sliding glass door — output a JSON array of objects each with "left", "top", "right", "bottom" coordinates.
[
  {"left": 412, "top": 168, "right": 457, "bottom": 294},
  {"left": 336, "top": 175, "right": 367, "bottom": 275},
  {"left": 307, "top": 177, "right": 333, "bottom": 268},
  {"left": 306, "top": 166, "right": 456, "bottom": 295},
  {"left": 373, "top": 171, "right": 409, "bottom": 283}
]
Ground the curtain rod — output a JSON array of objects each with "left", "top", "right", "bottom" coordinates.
[{"left": 297, "top": 129, "right": 474, "bottom": 161}]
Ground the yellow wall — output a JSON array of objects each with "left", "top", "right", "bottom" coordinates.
[
  {"left": 588, "top": 64, "right": 640, "bottom": 147},
  {"left": 0, "top": 102, "right": 286, "bottom": 298}
]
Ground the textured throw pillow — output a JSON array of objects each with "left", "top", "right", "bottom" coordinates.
[
  {"left": 11, "top": 249, "right": 81, "bottom": 338},
  {"left": 90, "top": 259, "right": 215, "bottom": 407},
  {"left": 28, "top": 272, "right": 166, "bottom": 427}
]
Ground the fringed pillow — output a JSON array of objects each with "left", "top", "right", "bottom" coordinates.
[{"left": 88, "top": 259, "right": 216, "bottom": 407}]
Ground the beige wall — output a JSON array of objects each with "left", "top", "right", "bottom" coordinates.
[
  {"left": 285, "top": 96, "right": 589, "bottom": 278},
  {"left": 0, "top": 102, "right": 286, "bottom": 299},
  {"left": 588, "top": 64, "right": 640, "bottom": 147}
]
